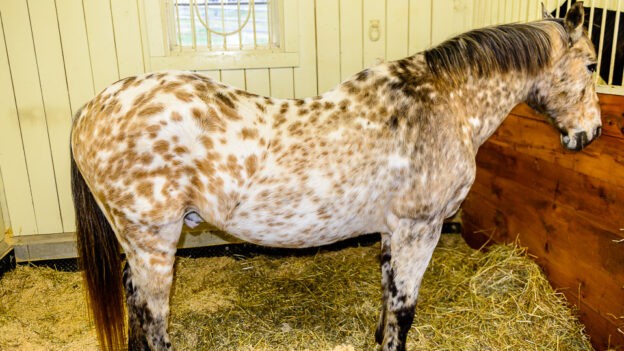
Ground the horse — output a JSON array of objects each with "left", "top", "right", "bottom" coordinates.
[{"left": 70, "top": 3, "right": 600, "bottom": 350}]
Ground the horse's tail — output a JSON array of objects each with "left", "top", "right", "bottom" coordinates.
[{"left": 71, "top": 144, "right": 126, "bottom": 350}]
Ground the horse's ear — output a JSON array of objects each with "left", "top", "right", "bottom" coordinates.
[
  {"left": 541, "top": 3, "right": 554, "bottom": 19},
  {"left": 565, "top": 1, "right": 585, "bottom": 43}
]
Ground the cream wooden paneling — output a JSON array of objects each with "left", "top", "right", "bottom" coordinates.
[
  {"left": 1, "top": 1, "right": 62, "bottom": 235},
  {"left": 245, "top": 69, "right": 271, "bottom": 96},
  {"left": 409, "top": 0, "right": 433, "bottom": 54},
  {"left": 28, "top": 0, "right": 75, "bottom": 233},
  {"left": 221, "top": 69, "right": 247, "bottom": 90},
  {"left": 315, "top": 0, "right": 341, "bottom": 93},
  {"left": 293, "top": 0, "right": 317, "bottom": 98},
  {"left": 363, "top": 0, "right": 386, "bottom": 68},
  {"left": 339, "top": 0, "right": 363, "bottom": 81},
  {"left": 432, "top": 0, "right": 474, "bottom": 44},
  {"left": 111, "top": 0, "right": 145, "bottom": 77},
  {"left": 386, "top": 0, "right": 410, "bottom": 61},
  {"left": 83, "top": 0, "right": 120, "bottom": 92},
  {"left": 269, "top": 68, "right": 295, "bottom": 98},
  {"left": 0, "top": 9, "right": 37, "bottom": 237},
  {"left": 56, "top": 0, "right": 96, "bottom": 114}
]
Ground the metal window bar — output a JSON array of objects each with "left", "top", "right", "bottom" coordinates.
[
  {"left": 596, "top": 1, "right": 609, "bottom": 85},
  {"left": 608, "top": 0, "right": 621, "bottom": 85},
  {"left": 171, "top": 0, "right": 276, "bottom": 52}
]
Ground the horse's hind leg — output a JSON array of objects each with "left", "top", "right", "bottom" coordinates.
[
  {"left": 377, "top": 218, "right": 442, "bottom": 351},
  {"left": 375, "top": 233, "right": 392, "bottom": 344},
  {"left": 121, "top": 221, "right": 182, "bottom": 350}
]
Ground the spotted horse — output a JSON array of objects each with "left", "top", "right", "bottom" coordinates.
[{"left": 71, "top": 3, "right": 600, "bottom": 350}]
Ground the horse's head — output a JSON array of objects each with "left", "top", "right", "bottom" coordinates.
[{"left": 528, "top": 2, "right": 601, "bottom": 151}]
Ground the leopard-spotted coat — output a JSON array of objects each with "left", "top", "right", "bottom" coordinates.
[{"left": 71, "top": 4, "right": 600, "bottom": 350}]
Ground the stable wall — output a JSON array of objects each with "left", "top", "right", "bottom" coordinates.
[
  {"left": 0, "top": 0, "right": 474, "bottom": 240},
  {"left": 462, "top": 94, "right": 624, "bottom": 350}
]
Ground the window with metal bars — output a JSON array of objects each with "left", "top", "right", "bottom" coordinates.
[{"left": 170, "top": 0, "right": 280, "bottom": 52}]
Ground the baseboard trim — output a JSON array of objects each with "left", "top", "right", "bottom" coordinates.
[{"left": 11, "top": 229, "right": 238, "bottom": 262}]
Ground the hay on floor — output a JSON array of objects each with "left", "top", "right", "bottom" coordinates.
[{"left": 0, "top": 235, "right": 593, "bottom": 350}]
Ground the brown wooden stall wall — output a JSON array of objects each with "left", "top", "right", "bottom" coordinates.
[{"left": 462, "top": 94, "right": 624, "bottom": 351}]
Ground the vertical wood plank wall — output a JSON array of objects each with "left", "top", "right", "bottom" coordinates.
[{"left": 0, "top": 0, "right": 474, "bottom": 237}]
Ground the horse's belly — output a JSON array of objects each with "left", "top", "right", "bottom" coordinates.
[{"left": 222, "top": 192, "right": 384, "bottom": 248}]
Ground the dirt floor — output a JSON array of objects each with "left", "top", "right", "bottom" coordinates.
[{"left": 0, "top": 234, "right": 593, "bottom": 350}]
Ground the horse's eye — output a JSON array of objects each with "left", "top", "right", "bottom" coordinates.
[{"left": 586, "top": 63, "right": 597, "bottom": 73}]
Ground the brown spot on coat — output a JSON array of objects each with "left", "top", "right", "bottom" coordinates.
[
  {"left": 175, "top": 91, "right": 194, "bottom": 102},
  {"left": 240, "top": 127, "right": 259, "bottom": 140},
  {"left": 138, "top": 104, "right": 165, "bottom": 117},
  {"left": 215, "top": 92, "right": 235, "bottom": 109},
  {"left": 153, "top": 140, "right": 170, "bottom": 154},
  {"left": 245, "top": 155, "right": 258, "bottom": 177}
]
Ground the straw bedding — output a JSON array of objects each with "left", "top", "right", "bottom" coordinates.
[{"left": 0, "top": 234, "right": 593, "bottom": 350}]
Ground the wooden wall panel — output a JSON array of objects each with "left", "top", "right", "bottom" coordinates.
[
  {"left": 56, "top": 0, "right": 96, "bottom": 114},
  {"left": 362, "top": 0, "right": 385, "bottom": 68},
  {"left": 0, "top": 13, "right": 36, "bottom": 236},
  {"left": 293, "top": 0, "right": 317, "bottom": 98},
  {"left": 221, "top": 69, "right": 246, "bottom": 90},
  {"left": 315, "top": 0, "right": 341, "bottom": 93},
  {"left": 28, "top": 0, "right": 75, "bottom": 232},
  {"left": 83, "top": 0, "right": 120, "bottom": 92},
  {"left": 408, "top": 0, "right": 432, "bottom": 54},
  {"left": 269, "top": 68, "right": 294, "bottom": 98},
  {"left": 110, "top": 0, "right": 145, "bottom": 77},
  {"left": 245, "top": 69, "right": 271, "bottom": 96},
  {"left": 462, "top": 95, "right": 624, "bottom": 351},
  {"left": 431, "top": 0, "right": 473, "bottom": 44},
  {"left": 339, "top": 0, "right": 363, "bottom": 81},
  {"left": 386, "top": 0, "right": 409, "bottom": 61},
  {"left": 0, "top": 1, "right": 62, "bottom": 234}
]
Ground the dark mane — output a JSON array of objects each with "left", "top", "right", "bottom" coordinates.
[{"left": 424, "top": 21, "right": 566, "bottom": 85}]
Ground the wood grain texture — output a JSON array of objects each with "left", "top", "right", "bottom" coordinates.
[{"left": 462, "top": 94, "right": 624, "bottom": 351}]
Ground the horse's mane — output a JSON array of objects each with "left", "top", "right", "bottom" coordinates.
[{"left": 424, "top": 20, "right": 567, "bottom": 85}]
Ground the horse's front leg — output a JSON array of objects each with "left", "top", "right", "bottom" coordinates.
[
  {"left": 376, "top": 217, "right": 442, "bottom": 351},
  {"left": 122, "top": 221, "right": 181, "bottom": 351}
]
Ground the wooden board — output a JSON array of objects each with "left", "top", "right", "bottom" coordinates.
[
  {"left": 462, "top": 94, "right": 624, "bottom": 351},
  {"left": 28, "top": 0, "right": 75, "bottom": 233},
  {"left": 10, "top": 229, "right": 236, "bottom": 262},
  {"left": 0, "top": 1, "right": 62, "bottom": 234}
]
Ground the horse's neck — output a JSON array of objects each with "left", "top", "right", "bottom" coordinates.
[{"left": 458, "top": 72, "right": 533, "bottom": 148}]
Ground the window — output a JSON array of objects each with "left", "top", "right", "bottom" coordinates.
[
  {"left": 140, "top": 0, "right": 298, "bottom": 71},
  {"left": 170, "top": 0, "right": 280, "bottom": 52}
]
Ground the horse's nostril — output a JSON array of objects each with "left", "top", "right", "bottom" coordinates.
[
  {"left": 595, "top": 126, "right": 602, "bottom": 137},
  {"left": 575, "top": 131, "right": 588, "bottom": 148}
]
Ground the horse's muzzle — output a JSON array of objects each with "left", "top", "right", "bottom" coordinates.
[{"left": 560, "top": 126, "right": 601, "bottom": 151}]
